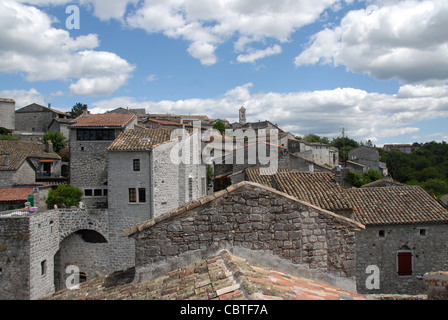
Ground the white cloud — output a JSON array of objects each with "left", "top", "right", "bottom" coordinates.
[
  {"left": 237, "top": 45, "right": 282, "bottom": 64},
  {"left": 126, "top": 0, "right": 341, "bottom": 65},
  {"left": 0, "top": 88, "right": 46, "bottom": 109},
  {"left": 295, "top": 0, "right": 448, "bottom": 84},
  {"left": 0, "top": 0, "right": 134, "bottom": 96},
  {"left": 91, "top": 82, "right": 448, "bottom": 143}
]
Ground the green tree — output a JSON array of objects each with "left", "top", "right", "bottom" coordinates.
[
  {"left": 345, "top": 169, "right": 381, "bottom": 187},
  {"left": 43, "top": 131, "right": 68, "bottom": 152},
  {"left": 303, "top": 134, "right": 330, "bottom": 145},
  {"left": 331, "top": 136, "right": 360, "bottom": 163},
  {"left": 0, "top": 135, "right": 19, "bottom": 141},
  {"left": 46, "top": 185, "right": 83, "bottom": 209},
  {"left": 69, "top": 102, "right": 85, "bottom": 119},
  {"left": 212, "top": 121, "right": 226, "bottom": 135}
]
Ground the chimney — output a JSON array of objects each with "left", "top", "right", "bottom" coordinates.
[
  {"left": 82, "top": 104, "right": 88, "bottom": 118},
  {"left": 48, "top": 103, "right": 51, "bottom": 109},
  {"left": 3, "top": 153, "right": 9, "bottom": 167},
  {"left": 45, "top": 140, "right": 53, "bottom": 153}
]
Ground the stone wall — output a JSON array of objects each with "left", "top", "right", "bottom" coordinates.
[
  {"left": 127, "top": 182, "right": 363, "bottom": 291},
  {"left": 356, "top": 224, "right": 448, "bottom": 295},
  {"left": 0, "top": 217, "right": 30, "bottom": 300},
  {"left": 0, "top": 100, "right": 15, "bottom": 130},
  {"left": 28, "top": 210, "right": 60, "bottom": 300},
  {"left": 424, "top": 272, "right": 448, "bottom": 300},
  {"left": 15, "top": 107, "right": 55, "bottom": 133}
]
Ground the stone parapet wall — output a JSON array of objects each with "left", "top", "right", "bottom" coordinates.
[
  {"left": 424, "top": 271, "right": 448, "bottom": 300},
  {"left": 127, "top": 182, "right": 363, "bottom": 290}
]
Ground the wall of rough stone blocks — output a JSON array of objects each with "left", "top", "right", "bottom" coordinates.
[
  {"left": 0, "top": 100, "right": 15, "bottom": 130},
  {"left": 0, "top": 217, "right": 31, "bottom": 300},
  {"left": 130, "top": 183, "right": 360, "bottom": 288},
  {"left": 15, "top": 109, "right": 54, "bottom": 133},
  {"left": 356, "top": 224, "right": 448, "bottom": 295}
]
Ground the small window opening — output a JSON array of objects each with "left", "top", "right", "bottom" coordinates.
[
  {"left": 41, "top": 260, "right": 47, "bottom": 275},
  {"left": 379, "top": 230, "right": 385, "bottom": 238},
  {"left": 420, "top": 229, "right": 426, "bottom": 237}
]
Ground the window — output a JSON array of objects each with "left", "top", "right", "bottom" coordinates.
[
  {"left": 129, "top": 188, "right": 137, "bottom": 203},
  {"left": 379, "top": 230, "right": 385, "bottom": 238},
  {"left": 138, "top": 188, "right": 146, "bottom": 203},
  {"left": 201, "top": 177, "right": 206, "bottom": 195},
  {"left": 133, "top": 159, "right": 140, "bottom": 171},
  {"left": 41, "top": 260, "right": 47, "bottom": 275},
  {"left": 84, "top": 189, "right": 93, "bottom": 197},
  {"left": 188, "top": 178, "right": 193, "bottom": 201},
  {"left": 77, "top": 129, "right": 115, "bottom": 141},
  {"left": 103, "top": 189, "right": 108, "bottom": 197},
  {"left": 419, "top": 229, "right": 426, "bottom": 237},
  {"left": 94, "top": 189, "right": 102, "bottom": 197},
  {"left": 397, "top": 251, "right": 413, "bottom": 276}
]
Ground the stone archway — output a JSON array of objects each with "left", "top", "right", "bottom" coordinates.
[{"left": 54, "top": 229, "right": 110, "bottom": 292}]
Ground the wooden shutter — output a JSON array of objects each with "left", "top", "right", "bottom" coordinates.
[{"left": 397, "top": 252, "right": 412, "bottom": 276}]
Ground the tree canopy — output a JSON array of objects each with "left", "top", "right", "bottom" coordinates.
[
  {"left": 43, "top": 131, "right": 68, "bottom": 152},
  {"left": 381, "top": 141, "right": 448, "bottom": 198},
  {"left": 69, "top": 102, "right": 85, "bottom": 119}
]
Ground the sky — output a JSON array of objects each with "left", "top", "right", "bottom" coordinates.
[{"left": 1, "top": 0, "right": 448, "bottom": 146}]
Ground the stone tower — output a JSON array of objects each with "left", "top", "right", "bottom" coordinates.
[
  {"left": 0, "top": 98, "right": 15, "bottom": 130},
  {"left": 239, "top": 106, "right": 246, "bottom": 125}
]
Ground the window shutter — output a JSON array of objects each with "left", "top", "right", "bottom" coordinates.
[{"left": 397, "top": 252, "right": 412, "bottom": 276}]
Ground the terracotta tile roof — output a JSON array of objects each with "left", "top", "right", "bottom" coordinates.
[
  {"left": 245, "top": 168, "right": 289, "bottom": 188},
  {"left": 0, "top": 188, "right": 33, "bottom": 202},
  {"left": 124, "top": 181, "right": 363, "bottom": 237},
  {"left": 245, "top": 169, "right": 352, "bottom": 212},
  {"left": 47, "top": 250, "right": 370, "bottom": 300},
  {"left": 70, "top": 113, "right": 136, "bottom": 128},
  {"left": 346, "top": 186, "right": 448, "bottom": 226},
  {"left": 0, "top": 98, "right": 15, "bottom": 103},
  {"left": 0, "top": 141, "right": 61, "bottom": 171},
  {"left": 107, "top": 128, "right": 184, "bottom": 151}
]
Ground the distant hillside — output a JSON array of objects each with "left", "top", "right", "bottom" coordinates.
[{"left": 380, "top": 141, "right": 448, "bottom": 198}]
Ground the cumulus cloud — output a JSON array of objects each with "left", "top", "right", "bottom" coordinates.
[
  {"left": 126, "top": 0, "right": 341, "bottom": 65},
  {"left": 0, "top": 88, "right": 46, "bottom": 109},
  {"left": 295, "top": 0, "right": 448, "bottom": 84},
  {"left": 90, "top": 82, "right": 448, "bottom": 143},
  {"left": 1, "top": 0, "right": 134, "bottom": 96}
]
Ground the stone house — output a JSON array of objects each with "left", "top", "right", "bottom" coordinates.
[
  {"left": 124, "top": 181, "right": 365, "bottom": 292},
  {"left": 347, "top": 146, "right": 388, "bottom": 176},
  {"left": 287, "top": 138, "right": 339, "bottom": 168},
  {"left": 68, "top": 109, "right": 137, "bottom": 208},
  {"left": 106, "top": 128, "right": 207, "bottom": 272},
  {"left": 346, "top": 186, "right": 448, "bottom": 295},
  {"left": 0, "top": 140, "right": 61, "bottom": 188},
  {"left": 15, "top": 103, "right": 69, "bottom": 134},
  {"left": 0, "top": 98, "right": 15, "bottom": 131},
  {"left": 47, "top": 118, "right": 76, "bottom": 141}
]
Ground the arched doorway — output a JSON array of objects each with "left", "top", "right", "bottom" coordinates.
[{"left": 54, "top": 229, "right": 109, "bottom": 292}]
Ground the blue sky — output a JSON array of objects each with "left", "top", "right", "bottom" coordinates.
[{"left": 1, "top": 0, "right": 448, "bottom": 146}]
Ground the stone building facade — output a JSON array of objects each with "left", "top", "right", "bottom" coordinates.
[
  {"left": 125, "top": 181, "right": 364, "bottom": 291},
  {"left": 15, "top": 103, "right": 69, "bottom": 133},
  {"left": 348, "top": 146, "right": 388, "bottom": 176},
  {"left": 0, "top": 208, "right": 110, "bottom": 300},
  {"left": 347, "top": 186, "right": 448, "bottom": 294},
  {"left": 69, "top": 111, "right": 137, "bottom": 207},
  {"left": 0, "top": 98, "right": 15, "bottom": 131},
  {"left": 106, "top": 128, "right": 207, "bottom": 272}
]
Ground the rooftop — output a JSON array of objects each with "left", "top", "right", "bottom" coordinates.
[
  {"left": 70, "top": 113, "right": 136, "bottom": 128},
  {"left": 0, "top": 188, "right": 33, "bottom": 202},
  {"left": 346, "top": 186, "right": 448, "bottom": 226},
  {"left": 107, "top": 128, "right": 187, "bottom": 151},
  {"left": 0, "top": 140, "right": 61, "bottom": 171},
  {"left": 47, "top": 250, "right": 369, "bottom": 301},
  {"left": 245, "top": 169, "right": 352, "bottom": 212}
]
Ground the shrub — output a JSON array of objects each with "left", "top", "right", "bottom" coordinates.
[{"left": 46, "top": 185, "right": 83, "bottom": 209}]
